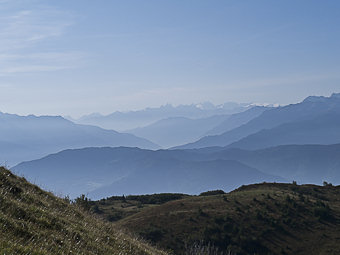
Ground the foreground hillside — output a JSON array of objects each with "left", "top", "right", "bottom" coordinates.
[
  {"left": 110, "top": 183, "right": 340, "bottom": 255},
  {"left": 0, "top": 167, "right": 166, "bottom": 255}
]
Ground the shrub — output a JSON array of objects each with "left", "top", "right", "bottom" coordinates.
[
  {"left": 74, "top": 194, "right": 91, "bottom": 210},
  {"left": 323, "top": 181, "right": 333, "bottom": 187},
  {"left": 199, "top": 190, "right": 226, "bottom": 196}
]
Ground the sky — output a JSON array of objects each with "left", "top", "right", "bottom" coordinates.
[{"left": 0, "top": 0, "right": 339, "bottom": 117}]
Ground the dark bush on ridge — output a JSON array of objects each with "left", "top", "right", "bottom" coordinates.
[{"left": 199, "top": 190, "right": 226, "bottom": 196}]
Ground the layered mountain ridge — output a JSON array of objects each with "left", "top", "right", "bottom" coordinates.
[
  {"left": 176, "top": 93, "right": 340, "bottom": 149},
  {"left": 0, "top": 112, "right": 159, "bottom": 166},
  {"left": 13, "top": 143, "right": 340, "bottom": 199}
]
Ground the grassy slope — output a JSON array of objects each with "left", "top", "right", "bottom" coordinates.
[
  {"left": 0, "top": 167, "right": 167, "bottom": 255},
  {"left": 88, "top": 193, "right": 190, "bottom": 222},
  {"left": 114, "top": 183, "right": 340, "bottom": 255}
]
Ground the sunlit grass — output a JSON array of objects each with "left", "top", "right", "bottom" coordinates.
[{"left": 0, "top": 167, "right": 167, "bottom": 255}]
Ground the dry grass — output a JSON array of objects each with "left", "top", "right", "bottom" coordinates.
[
  {"left": 0, "top": 167, "right": 168, "bottom": 255},
  {"left": 116, "top": 183, "right": 340, "bottom": 255}
]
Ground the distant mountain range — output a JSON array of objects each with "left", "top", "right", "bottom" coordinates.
[
  {"left": 176, "top": 93, "right": 340, "bottom": 149},
  {"left": 13, "top": 146, "right": 284, "bottom": 199},
  {"left": 8, "top": 92, "right": 340, "bottom": 200},
  {"left": 0, "top": 113, "right": 158, "bottom": 166},
  {"left": 71, "top": 102, "right": 253, "bottom": 131},
  {"left": 127, "top": 115, "right": 229, "bottom": 148},
  {"left": 0, "top": 101, "right": 273, "bottom": 165},
  {"left": 89, "top": 158, "right": 281, "bottom": 199},
  {"left": 204, "top": 144, "right": 340, "bottom": 184},
  {"left": 204, "top": 106, "right": 270, "bottom": 136},
  {"left": 126, "top": 106, "right": 271, "bottom": 148},
  {"left": 13, "top": 143, "right": 340, "bottom": 199},
  {"left": 228, "top": 111, "right": 340, "bottom": 150}
]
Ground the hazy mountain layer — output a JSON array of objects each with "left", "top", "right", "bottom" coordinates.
[
  {"left": 228, "top": 111, "right": 340, "bottom": 150},
  {"left": 14, "top": 143, "right": 340, "bottom": 199},
  {"left": 0, "top": 113, "right": 158, "bottom": 166},
  {"left": 13, "top": 147, "right": 283, "bottom": 199},
  {"left": 127, "top": 114, "right": 229, "bottom": 148},
  {"left": 204, "top": 106, "right": 270, "bottom": 136},
  {"left": 89, "top": 158, "right": 282, "bottom": 199},
  {"left": 204, "top": 144, "right": 340, "bottom": 184},
  {"left": 74, "top": 102, "right": 250, "bottom": 131},
  {"left": 176, "top": 93, "right": 340, "bottom": 149}
]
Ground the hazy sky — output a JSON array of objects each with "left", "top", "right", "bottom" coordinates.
[{"left": 0, "top": 0, "right": 339, "bottom": 117}]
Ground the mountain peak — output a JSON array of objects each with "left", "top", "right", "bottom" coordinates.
[
  {"left": 302, "top": 95, "right": 327, "bottom": 103},
  {"left": 331, "top": 92, "right": 340, "bottom": 99},
  {"left": 303, "top": 92, "right": 340, "bottom": 103}
]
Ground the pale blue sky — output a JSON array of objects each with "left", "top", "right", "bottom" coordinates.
[{"left": 0, "top": 0, "right": 339, "bottom": 117}]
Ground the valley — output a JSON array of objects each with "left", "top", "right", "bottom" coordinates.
[{"left": 1, "top": 1, "right": 339, "bottom": 253}]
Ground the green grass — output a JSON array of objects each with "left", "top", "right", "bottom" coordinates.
[
  {"left": 86, "top": 193, "right": 189, "bottom": 222},
  {"left": 5, "top": 163, "right": 340, "bottom": 255},
  {"left": 106, "top": 183, "right": 340, "bottom": 255},
  {"left": 0, "top": 167, "right": 167, "bottom": 255}
]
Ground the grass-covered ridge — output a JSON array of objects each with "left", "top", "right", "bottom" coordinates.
[
  {"left": 86, "top": 193, "right": 190, "bottom": 222},
  {"left": 0, "top": 167, "right": 167, "bottom": 255},
  {"left": 111, "top": 183, "right": 340, "bottom": 255}
]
